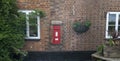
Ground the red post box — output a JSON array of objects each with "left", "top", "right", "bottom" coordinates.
[{"left": 52, "top": 25, "right": 61, "bottom": 44}]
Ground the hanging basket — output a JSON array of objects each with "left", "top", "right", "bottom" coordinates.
[{"left": 73, "top": 20, "right": 91, "bottom": 34}]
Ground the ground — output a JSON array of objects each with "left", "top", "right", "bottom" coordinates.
[{"left": 23, "top": 51, "right": 95, "bottom": 61}]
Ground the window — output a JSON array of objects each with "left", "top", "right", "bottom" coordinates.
[
  {"left": 19, "top": 10, "right": 40, "bottom": 39},
  {"left": 106, "top": 12, "right": 120, "bottom": 38}
]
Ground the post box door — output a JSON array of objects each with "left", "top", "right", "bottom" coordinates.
[{"left": 52, "top": 25, "right": 61, "bottom": 44}]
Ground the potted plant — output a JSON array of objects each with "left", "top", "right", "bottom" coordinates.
[
  {"left": 103, "top": 31, "right": 120, "bottom": 57},
  {"left": 96, "top": 30, "right": 120, "bottom": 57}
]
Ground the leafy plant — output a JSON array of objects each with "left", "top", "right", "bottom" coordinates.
[
  {"left": 108, "top": 39, "right": 115, "bottom": 46},
  {"left": 73, "top": 20, "right": 91, "bottom": 34},
  {"left": 0, "top": 0, "right": 26, "bottom": 61},
  {"left": 84, "top": 20, "right": 91, "bottom": 27},
  {"left": 97, "top": 59, "right": 103, "bottom": 61},
  {"left": 97, "top": 44, "right": 105, "bottom": 55},
  {"left": 29, "top": 9, "right": 46, "bottom": 18},
  {"left": 10, "top": 47, "right": 27, "bottom": 61},
  {"left": 108, "top": 30, "right": 119, "bottom": 46}
]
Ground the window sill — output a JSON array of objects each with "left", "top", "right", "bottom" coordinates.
[
  {"left": 25, "top": 39, "right": 40, "bottom": 41},
  {"left": 104, "top": 38, "right": 120, "bottom": 40}
]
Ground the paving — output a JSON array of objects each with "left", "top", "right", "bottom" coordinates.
[{"left": 23, "top": 51, "right": 95, "bottom": 61}]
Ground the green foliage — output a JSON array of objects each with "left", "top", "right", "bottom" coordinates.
[
  {"left": 36, "top": 10, "right": 46, "bottom": 18},
  {"left": 0, "top": 0, "right": 26, "bottom": 61},
  {"left": 109, "top": 39, "right": 115, "bottom": 46},
  {"left": 84, "top": 20, "right": 91, "bottom": 27},
  {"left": 29, "top": 9, "right": 46, "bottom": 18},
  {"left": 97, "top": 44, "right": 105, "bottom": 54},
  {"left": 97, "top": 59, "right": 102, "bottom": 61},
  {"left": 73, "top": 21, "right": 81, "bottom": 28},
  {"left": 73, "top": 20, "right": 91, "bottom": 34}
]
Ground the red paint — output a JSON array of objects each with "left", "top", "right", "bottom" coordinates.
[{"left": 52, "top": 25, "right": 61, "bottom": 44}]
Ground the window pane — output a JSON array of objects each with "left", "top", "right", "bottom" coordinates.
[
  {"left": 29, "top": 25, "right": 38, "bottom": 37},
  {"left": 29, "top": 15, "right": 37, "bottom": 25},
  {"left": 109, "top": 14, "right": 116, "bottom": 25},
  {"left": 108, "top": 26, "right": 115, "bottom": 36},
  {"left": 119, "top": 26, "right": 120, "bottom": 30},
  {"left": 118, "top": 26, "right": 120, "bottom": 36},
  {"left": 119, "top": 15, "right": 120, "bottom": 25},
  {"left": 29, "top": 14, "right": 38, "bottom": 37}
]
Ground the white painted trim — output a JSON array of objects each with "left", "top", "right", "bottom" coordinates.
[
  {"left": 26, "top": 13, "right": 29, "bottom": 38},
  {"left": 18, "top": 10, "right": 34, "bottom": 14},
  {"left": 105, "top": 12, "right": 109, "bottom": 38},
  {"left": 37, "top": 15, "right": 40, "bottom": 39},
  {"left": 51, "top": 21, "right": 62, "bottom": 25},
  {"left": 105, "top": 12, "right": 120, "bottom": 39},
  {"left": 116, "top": 13, "right": 119, "bottom": 31}
]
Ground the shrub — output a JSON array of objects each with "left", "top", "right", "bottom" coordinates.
[{"left": 0, "top": 0, "right": 26, "bottom": 61}]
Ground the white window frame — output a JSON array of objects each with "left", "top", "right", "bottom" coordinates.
[
  {"left": 19, "top": 10, "right": 40, "bottom": 39},
  {"left": 106, "top": 12, "right": 120, "bottom": 39}
]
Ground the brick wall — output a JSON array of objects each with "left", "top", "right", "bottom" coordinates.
[
  {"left": 17, "top": 0, "right": 51, "bottom": 51},
  {"left": 17, "top": 0, "right": 120, "bottom": 51}
]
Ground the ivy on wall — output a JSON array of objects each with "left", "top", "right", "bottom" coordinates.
[{"left": 0, "top": 0, "right": 26, "bottom": 61}]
